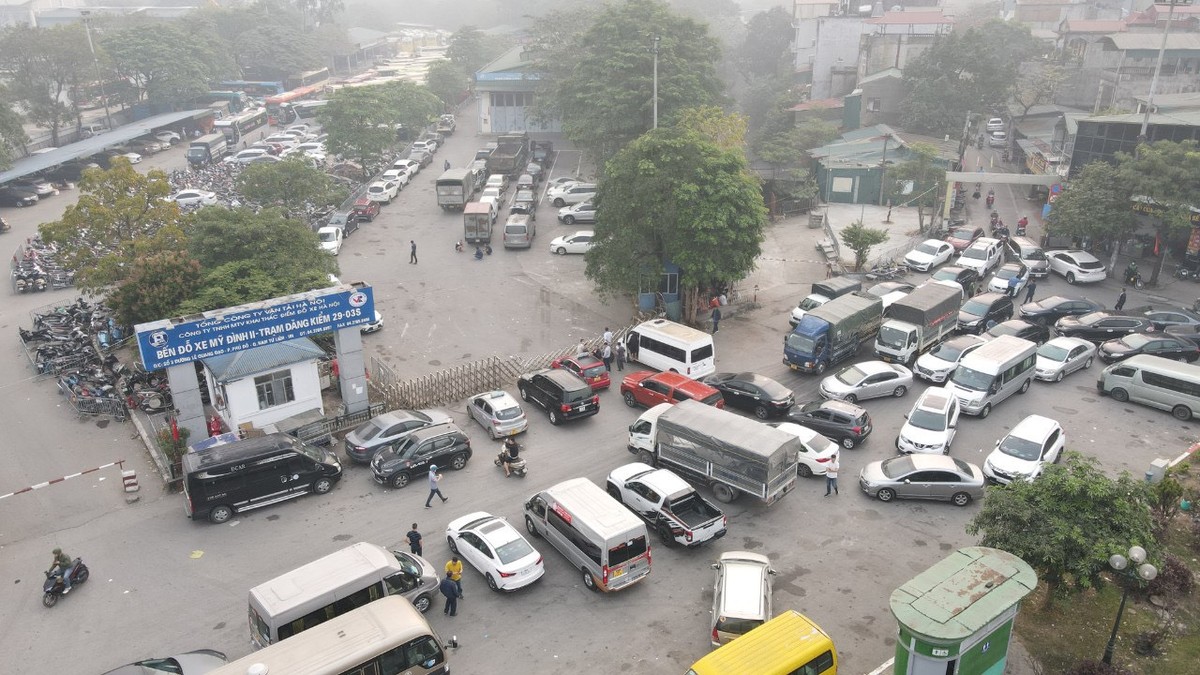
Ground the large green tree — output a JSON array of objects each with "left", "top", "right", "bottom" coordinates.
[
  {"left": 1115, "top": 139, "right": 1200, "bottom": 284},
  {"left": 886, "top": 143, "right": 948, "bottom": 232},
  {"left": 1045, "top": 161, "right": 1134, "bottom": 273},
  {"left": 446, "top": 26, "right": 511, "bottom": 75},
  {"left": 318, "top": 82, "right": 442, "bottom": 176},
  {"left": 0, "top": 24, "right": 93, "bottom": 145},
  {"left": 586, "top": 123, "right": 766, "bottom": 324},
  {"left": 101, "top": 23, "right": 236, "bottom": 104},
  {"left": 536, "top": 0, "right": 725, "bottom": 163},
  {"left": 966, "top": 453, "right": 1155, "bottom": 604},
  {"left": 107, "top": 250, "right": 204, "bottom": 326},
  {"left": 900, "top": 20, "right": 1041, "bottom": 136},
  {"left": 424, "top": 59, "right": 468, "bottom": 108},
  {"left": 236, "top": 157, "right": 347, "bottom": 217},
  {"left": 0, "top": 88, "right": 28, "bottom": 168},
  {"left": 841, "top": 222, "right": 890, "bottom": 271},
  {"left": 735, "top": 7, "right": 795, "bottom": 81}
]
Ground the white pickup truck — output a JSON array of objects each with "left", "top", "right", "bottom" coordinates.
[{"left": 606, "top": 463, "right": 727, "bottom": 548}]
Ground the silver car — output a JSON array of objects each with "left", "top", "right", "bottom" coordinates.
[
  {"left": 1034, "top": 336, "right": 1096, "bottom": 382},
  {"left": 344, "top": 408, "right": 452, "bottom": 463},
  {"left": 819, "top": 361, "right": 913, "bottom": 403},
  {"left": 858, "top": 454, "right": 985, "bottom": 507},
  {"left": 467, "top": 390, "right": 528, "bottom": 438}
]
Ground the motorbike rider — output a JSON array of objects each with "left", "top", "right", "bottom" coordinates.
[
  {"left": 49, "top": 548, "right": 75, "bottom": 593},
  {"left": 1017, "top": 216, "right": 1029, "bottom": 233},
  {"left": 501, "top": 438, "right": 520, "bottom": 477},
  {"left": 1125, "top": 261, "right": 1140, "bottom": 284}
]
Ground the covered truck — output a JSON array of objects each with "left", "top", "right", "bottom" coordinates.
[
  {"left": 875, "top": 281, "right": 963, "bottom": 365},
  {"left": 463, "top": 201, "right": 496, "bottom": 244},
  {"left": 627, "top": 400, "right": 800, "bottom": 505},
  {"left": 789, "top": 277, "right": 862, "bottom": 327},
  {"left": 784, "top": 292, "right": 883, "bottom": 374},
  {"left": 435, "top": 168, "right": 474, "bottom": 210},
  {"left": 485, "top": 132, "right": 530, "bottom": 178}
]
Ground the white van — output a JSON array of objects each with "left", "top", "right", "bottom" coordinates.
[
  {"left": 1098, "top": 354, "right": 1200, "bottom": 421},
  {"left": 625, "top": 319, "right": 716, "bottom": 378},
  {"left": 948, "top": 334, "right": 1037, "bottom": 418}
]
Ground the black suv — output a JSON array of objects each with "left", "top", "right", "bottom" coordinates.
[
  {"left": 1054, "top": 312, "right": 1155, "bottom": 343},
  {"left": 517, "top": 368, "right": 598, "bottom": 425},
  {"left": 930, "top": 266, "right": 980, "bottom": 296},
  {"left": 371, "top": 423, "right": 472, "bottom": 489},
  {"left": 957, "top": 292, "right": 1014, "bottom": 334},
  {"left": 786, "top": 399, "right": 872, "bottom": 449},
  {"left": 986, "top": 319, "right": 1050, "bottom": 344},
  {"left": 1018, "top": 295, "right": 1104, "bottom": 325}
]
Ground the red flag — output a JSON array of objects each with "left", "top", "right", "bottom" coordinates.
[{"left": 171, "top": 416, "right": 180, "bottom": 442}]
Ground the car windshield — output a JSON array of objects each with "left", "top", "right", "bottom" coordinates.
[
  {"left": 835, "top": 366, "right": 867, "bottom": 386},
  {"left": 493, "top": 533, "right": 535, "bottom": 565},
  {"left": 951, "top": 366, "right": 993, "bottom": 391},
  {"left": 319, "top": 231, "right": 337, "bottom": 242},
  {"left": 930, "top": 341, "right": 966, "bottom": 361},
  {"left": 1120, "top": 333, "right": 1152, "bottom": 348},
  {"left": 494, "top": 405, "right": 522, "bottom": 421},
  {"left": 915, "top": 243, "right": 940, "bottom": 256},
  {"left": 908, "top": 408, "right": 947, "bottom": 431},
  {"left": 961, "top": 248, "right": 986, "bottom": 260},
  {"left": 880, "top": 455, "right": 917, "bottom": 478},
  {"left": 785, "top": 333, "right": 816, "bottom": 353},
  {"left": 950, "top": 228, "right": 974, "bottom": 240},
  {"left": 878, "top": 325, "right": 911, "bottom": 349},
  {"left": 962, "top": 299, "right": 991, "bottom": 316},
  {"left": 563, "top": 385, "right": 592, "bottom": 404},
  {"left": 581, "top": 363, "right": 606, "bottom": 378},
  {"left": 1025, "top": 249, "right": 1047, "bottom": 260},
  {"left": 931, "top": 269, "right": 959, "bottom": 282},
  {"left": 998, "top": 435, "right": 1041, "bottom": 461},
  {"left": 996, "top": 267, "right": 1020, "bottom": 280},
  {"left": 1037, "top": 343, "right": 1069, "bottom": 362},
  {"left": 391, "top": 551, "right": 423, "bottom": 576},
  {"left": 798, "top": 296, "right": 824, "bottom": 311}
]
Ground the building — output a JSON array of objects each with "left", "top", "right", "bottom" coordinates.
[
  {"left": 810, "top": 124, "right": 959, "bottom": 205},
  {"left": 1085, "top": 33, "right": 1200, "bottom": 112},
  {"left": 1068, "top": 110, "right": 1200, "bottom": 177},
  {"left": 473, "top": 45, "right": 561, "bottom": 135},
  {"left": 201, "top": 338, "right": 327, "bottom": 436},
  {"left": 858, "top": 10, "right": 954, "bottom": 79},
  {"left": 850, "top": 68, "right": 904, "bottom": 128}
]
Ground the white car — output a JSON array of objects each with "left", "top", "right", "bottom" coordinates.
[
  {"left": 896, "top": 386, "right": 960, "bottom": 455},
  {"left": 225, "top": 148, "right": 269, "bottom": 164},
  {"left": 446, "top": 512, "right": 545, "bottom": 592},
  {"left": 317, "top": 226, "right": 343, "bottom": 255},
  {"left": 820, "top": 361, "right": 913, "bottom": 403},
  {"left": 412, "top": 139, "right": 438, "bottom": 155},
  {"left": 987, "top": 262, "right": 1031, "bottom": 295},
  {"left": 360, "top": 311, "right": 384, "bottom": 334},
  {"left": 913, "top": 334, "right": 989, "bottom": 383},
  {"left": 114, "top": 151, "right": 142, "bottom": 164},
  {"left": 904, "top": 239, "right": 954, "bottom": 272},
  {"left": 983, "top": 415, "right": 1065, "bottom": 484},
  {"left": 154, "top": 130, "right": 181, "bottom": 144},
  {"left": 393, "top": 158, "right": 420, "bottom": 176},
  {"left": 263, "top": 135, "right": 299, "bottom": 148},
  {"left": 367, "top": 180, "right": 400, "bottom": 203},
  {"left": 986, "top": 117, "right": 1005, "bottom": 132},
  {"left": 1047, "top": 250, "right": 1107, "bottom": 284},
  {"left": 170, "top": 189, "right": 218, "bottom": 207},
  {"left": 546, "top": 182, "right": 597, "bottom": 207},
  {"left": 769, "top": 422, "right": 839, "bottom": 478},
  {"left": 549, "top": 230, "right": 594, "bottom": 255},
  {"left": 955, "top": 237, "right": 1004, "bottom": 276},
  {"left": 1034, "top": 336, "right": 1096, "bottom": 382},
  {"left": 485, "top": 174, "right": 509, "bottom": 193},
  {"left": 480, "top": 187, "right": 502, "bottom": 202},
  {"left": 381, "top": 168, "right": 410, "bottom": 188}
]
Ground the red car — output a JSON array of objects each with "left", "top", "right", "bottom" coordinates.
[
  {"left": 551, "top": 352, "right": 610, "bottom": 391},
  {"left": 619, "top": 371, "right": 724, "bottom": 409},
  {"left": 945, "top": 226, "right": 985, "bottom": 252},
  {"left": 353, "top": 198, "right": 381, "bottom": 222}
]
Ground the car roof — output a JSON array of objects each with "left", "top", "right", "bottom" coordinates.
[
  {"left": 945, "top": 334, "right": 988, "bottom": 348},
  {"left": 408, "top": 422, "right": 461, "bottom": 442},
  {"left": 538, "top": 368, "right": 589, "bottom": 388},
  {"left": 473, "top": 389, "right": 519, "bottom": 406},
  {"left": 1007, "top": 414, "right": 1060, "bottom": 441},
  {"left": 914, "top": 387, "right": 955, "bottom": 412},
  {"left": 906, "top": 454, "right": 964, "bottom": 471},
  {"left": 815, "top": 399, "right": 865, "bottom": 415}
]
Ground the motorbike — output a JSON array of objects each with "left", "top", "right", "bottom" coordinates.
[
  {"left": 1015, "top": 219, "right": 1028, "bottom": 237},
  {"left": 1125, "top": 269, "right": 1145, "bottom": 290},
  {"left": 43, "top": 559, "right": 89, "bottom": 608},
  {"left": 494, "top": 446, "right": 527, "bottom": 478}
]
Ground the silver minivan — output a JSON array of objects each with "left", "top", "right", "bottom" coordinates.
[
  {"left": 1098, "top": 354, "right": 1200, "bottom": 421},
  {"left": 948, "top": 334, "right": 1037, "bottom": 418},
  {"left": 710, "top": 551, "right": 775, "bottom": 646},
  {"left": 503, "top": 214, "right": 535, "bottom": 249},
  {"left": 1006, "top": 236, "right": 1049, "bottom": 277}
]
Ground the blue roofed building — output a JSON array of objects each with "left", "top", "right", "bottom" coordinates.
[{"left": 201, "top": 338, "right": 327, "bottom": 434}]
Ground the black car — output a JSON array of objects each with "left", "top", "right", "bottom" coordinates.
[
  {"left": 786, "top": 399, "right": 872, "bottom": 449},
  {"left": 1018, "top": 295, "right": 1104, "bottom": 325},
  {"left": 517, "top": 368, "right": 599, "bottom": 425},
  {"left": 0, "top": 187, "right": 38, "bottom": 207},
  {"left": 1144, "top": 307, "right": 1200, "bottom": 330},
  {"left": 370, "top": 423, "right": 472, "bottom": 489},
  {"left": 1099, "top": 333, "right": 1200, "bottom": 364},
  {"left": 957, "top": 293, "right": 1014, "bottom": 334},
  {"left": 930, "top": 266, "right": 980, "bottom": 296},
  {"left": 1054, "top": 312, "right": 1156, "bottom": 343},
  {"left": 699, "top": 372, "right": 795, "bottom": 419},
  {"left": 985, "top": 319, "right": 1050, "bottom": 344},
  {"left": 1166, "top": 324, "right": 1200, "bottom": 347}
]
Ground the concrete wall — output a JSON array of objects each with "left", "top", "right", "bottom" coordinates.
[
  {"left": 859, "top": 77, "right": 906, "bottom": 127},
  {"left": 812, "top": 17, "right": 870, "bottom": 100},
  {"left": 861, "top": 34, "right": 939, "bottom": 76}
]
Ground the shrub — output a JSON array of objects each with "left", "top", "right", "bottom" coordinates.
[{"left": 1145, "top": 553, "right": 1195, "bottom": 598}]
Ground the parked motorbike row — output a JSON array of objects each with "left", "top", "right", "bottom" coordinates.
[{"left": 11, "top": 237, "right": 74, "bottom": 294}]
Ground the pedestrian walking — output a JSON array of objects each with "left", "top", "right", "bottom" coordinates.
[
  {"left": 406, "top": 523, "right": 423, "bottom": 556},
  {"left": 824, "top": 453, "right": 840, "bottom": 497},
  {"left": 410, "top": 240, "right": 418, "bottom": 264},
  {"left": 601, "top": 343, "right": 613, "bottom": 372},
  {"left": 1023, "top": 278, "right": 1037, "bottom": 304},
  {"left": 602, "top": 327, "right": 613, "bottom": 345},
  {"left": 577, "top": 338, "right": 587, "bottom": 355},
  {"left": 1115, "top": 287, "right": 1127, "bottom": 312},
  {"left": 444, "top": 159, "right": 451, "bottom": 171},
  {"left": 614, "top": 341, "right": 627, "bottom": 371},
  {"left": 445, "top": 556, "right": 464, "bottom": 596},
  {"left": 424, "top": 465, "right": 448, "bottom": 508},
  {"left": 1006, "top": 275, "right": 1019, "bottom": 298},
  {"left": 439, "top": 575, "right": 460, "bottom": 616},
  {"left": 711, "top": 306, "right": 721, "bottom": 333}
]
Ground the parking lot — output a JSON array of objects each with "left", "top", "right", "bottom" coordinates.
[{"left": 2, "top": 100, "right": 1198, "bottom": 673}]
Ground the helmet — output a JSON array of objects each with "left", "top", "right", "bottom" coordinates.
[
  {"left": 430, "top": 464, "right": 437, "bottom": 471},
  {"left": 52, "top": 548, "right": 61, "bottom": 555}
]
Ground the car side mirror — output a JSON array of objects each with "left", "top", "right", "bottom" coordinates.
[
  {"left": 711, "top": 563, "right": 720, "bottom": 570},
  {"left": 447, "top": 636, "right": 460, "bottom": 649},
  {"left": 768, "top": 568, "right": 778, "bottom": 576}
]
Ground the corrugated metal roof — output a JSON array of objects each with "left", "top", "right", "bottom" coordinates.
[
  {"left": 1061, "top": 19, "right": 1127, "bottom": 33},
  {"left": 1083, "top": 110, "right": 1200, "bottom": 126},
  {"left": 867, "top": 10, "right": 954, "bottom": 25},
  {"left": 858, "top": 68, "right": 902, "bottom": 85},
  {"left": 1102, "top": 32, "right": 1200, "bottom": 52},
  {"left": 203, "top": 338, "right": 326, "bottom": 383}
]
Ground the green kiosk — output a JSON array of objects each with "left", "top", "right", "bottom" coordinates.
[{"left": 889, "top": 546, "right": 1037, "bottom": 675}]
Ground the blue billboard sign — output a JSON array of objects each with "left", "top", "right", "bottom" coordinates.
[{"left": 135, "top": 285, "right": 375, "bottom": 371}]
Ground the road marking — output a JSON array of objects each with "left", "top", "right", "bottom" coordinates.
[{"left": 866, "top": 657, "right": 895, "bottom": 675}]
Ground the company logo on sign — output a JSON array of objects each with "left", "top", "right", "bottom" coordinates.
[
  {"left": 349, "top": 291, "right": 368, "bottom": 308},
  {"left": 148, "top": 331, "right": 168, "bottom": 348}
]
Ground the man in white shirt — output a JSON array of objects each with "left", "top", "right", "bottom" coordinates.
[{"left": 824, "top": 454, "right": 839, "bottom": 497}]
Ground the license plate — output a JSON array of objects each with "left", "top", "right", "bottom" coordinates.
[
  {"left": 579, "top": 404, "right": 591, "bottom": 411},
  {"left": 788, "top": 364, "right": 800, "bottom": 371},
  {"left": 612, "top": 567, "right": 625, "bottom": 578}
]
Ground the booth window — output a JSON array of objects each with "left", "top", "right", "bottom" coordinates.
[{"left": 255, "top": 370, "right": 295, "bottom": 409}]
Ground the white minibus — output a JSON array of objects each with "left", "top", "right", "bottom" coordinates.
[
  {"left": 625, "top": 319, "right": 716, "bottom": 377},
  {"left": 1098, "top": 354, "right": 1200, "bottom": 421}
]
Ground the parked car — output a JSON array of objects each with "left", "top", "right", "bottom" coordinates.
[
  {"left": 699, "top": 372, "right": 794, "bottom": 419},
  {"left": 930, "top": 266, "right": 980, "bottom": 296},
  {"left": 945, "top": 226, "right": 985, "bottom": 252},
  {"left": 985, "top": 319, "right": 1050, "bottom": 344},
  {"left": 343, "top": 408, "right": 453, "bottom": 463},
  {"left": 0, "top": 186, "right": 39, "bottom": 207},
  {"left": 896, "top": 386, "right": 960, "bottom": 455},
  {"left": 957, "top": 293, "right": 1014, "bottom": 334},
  {"left": 510, "top": 189, "right": 538, "bottom": 216},
  {"left": 1054, "top": 312, "right": 1156, "bottom": 343},
  {"left": 317, "top": 226, "right": 343, "bottom": 255},
  {"left": 225, "top": 148, "right": 269, "bottom": 165},
  {"left": 409, "top": 149, "right": 433, "bottom": 168},
  {"left": 7, "top": 177, "right": 56, "bottom": 196},
  {"left": 352, "top": 197, "right": 381, "bottom": 222},
  {"left": 606, "top": 463, "right": 727, "bottom": 547},
  {"left": 446, "top": 512, "right": 544, "bottom": 591},
  {"left": 955, "top": 237, "right": 1004, "bottom": 277},
  {"left": 987, "top": 262, "right": 1030, "bottom": 295},
  {"left": 768, "top": 422, "right": 839, "bottom": 477},
  {"left": 154, "top": 130, "right": 182, "bottom": 145},
  {"left": 372, "top": 423, "right": 472, "bottom": 489},
  {"left": 858, "top": 454, "right": 985, "bottom": 506},
  {"left": 1047, "top": 250, "right": 1107, "bottom": 284},
  {"left": 982, "top": 415, "right": 1064, "bottom": 484},
  {"left": 986, "top": 117, "right": 1005, "bottom": 132},
  {"left": 904, "top": 239, "right": 955, "bottom": 271},
  {"left": 1034, "top": 337, "right": 1097, "bottom": 382},
  {"left": 865, "top": 281, "right": 915, "bottom": 299},
  {"left": 1099, "top": 332, "right": 1200, "bottom": 364},
  {"left": 819, "top": 361, "right": 913, "bottom": 403},
  {"left": 100, "top": 649, "right": 228, "bottom": 675},
  {"left": 550, "top": 351, "right": 610, "bottom": 391},
  {"left": 708, "top": 551, "right": 775, "bottom": 647},
  {"left": 619, "top": 370, "right": 724, "bottom": 409},
  {"left": 485, "top": 173, "right": 509, "bottom": 194},
  {"left": 393, "top": 158, "right": 421, "bottom": 176},
  {"left": 1166, "top": 324, "right": 1200, "bottom": 348},
  {"left": 549, "top": 230, "right": 594, "bottom": 255},
  {"left": 128, "top": 138, "right": 166, "bottom": 153},
  {"left": 1144, "top": 307, "right": 1200, "bottom": 330},
  {"left": 913, "top": 334, "right": 989, "bottom": 383},
  {"left": 360, "top": 311, "right": 384, "bottom": 334},
  {"left": 466, "top": 390, "right": 528, "bottom": 439},
  {"left": 1019, "top": 295, "right": 1104, "bottom": 325},
  {"left": 785, "top": 399, "right": 872, "bottom": 449},
  {"left": 558, "top": 201, "right": 597, "bottom": 225},
  {"left": 367, "top": 179, "right": 400, "bottom": 203},
  {"left": 170, "top": 189, "right": 218, "bottom": 207},
  {"left": 517, "top": 369, "right": 599, "bottom": 425},
  {"left": 380, "top": 168, "right": 410, "bottom": 188},
  {"left": 547, "top": 182, "right": 596, "bottom": 207}
]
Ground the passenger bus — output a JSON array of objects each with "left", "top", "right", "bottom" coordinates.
[
  {"left": 210, "top": 596, "right": 456, "bottom": 675},
  {"left": 204, "top": 90, "right": 249, "bottom": 113},
  {"left": 286, "top": 67, "right": 331, "bottom": 90},
  {"left": 265, "top": 85, "right": 325, "bottom": 125},
  {"left": 292, "top": 99, "right": 330, "bottom": 120},
  {"left": 218, "top": 80, "right": 286, "bottom": 96},
  {"left": 213, "top": 108, "right": 268, "bottom": 143}
]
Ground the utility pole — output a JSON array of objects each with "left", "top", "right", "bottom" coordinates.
[
  {"left": 1138, "top": 0, "right": 1191, "bottom": 145},
  {"left": 651, "top": 35, "right": 661, "bottom": 130},
  {"left": 80, "top": 11, "right": 113, "bottom": 132},
  {"left": 957, "top": 110, "right": 972, "bottom": 166}
]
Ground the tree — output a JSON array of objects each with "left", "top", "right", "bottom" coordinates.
[
  {"left": 886, "top": 143, "right": 947, "bottom": 232},
  {"left": 0, "top": 87, "right": 28, "bottom": 168},
  {"left": 187, "top": 207, "right": 336, "bottom": 290},
  {"left": 106, "top": 250, "right": 203, "bottom": 326},
  {"left": 236, "top": 157, "right": 347, "bottom": 217},
  {"left": 424, "top": 59, "right": 468, "bottom": 108},
  {"left": 537, "top": 0, "right": 725, "bottom": 163},
  {"left": 675, "top": 105, "right": 747, "bottom": 151},
  {"left": 900, "top": 20, "right": 1041, "bottom": 137},
  {"left": 966, "top": 452, "right": 1155, "bottom": 604},
  {"left": 0, "top": 25, "right": 93, "bottom": 145},
  {"left": 101, "top": 23, "right": 236, "bottom": 104},
  {"left": 1045, "top": 161, "right": 1135, "bottom": 272},
  {"left": 841, "top": 222, "right": 889, "bottom": 271},
  {"left": 735, "top": 7, "right": 795, "bottom": 81},
  {"left": 38, "top": 161, "right": 187, "bottom": 291},
  {"left": 1014, "top": 62, "right": 1068, "bottom": 120},
  {"left": 446, "top": 26, "right": 511, "bottom": 75},
  {"left": 318, "top": 82, "right": 442, "bottom": 177},
  {"left": 233, "top": 23, "right": 325, "bottom": 79},
  {"left": 586, "top": 126, "right": 766, "bottom": 324},
  {"left": 1114, "top": 140, "right": 1200, "bottom": 285},
  {"left": 755, "top": 118, "right": 838, "bottom": 175}
]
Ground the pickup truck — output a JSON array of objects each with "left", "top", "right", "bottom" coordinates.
[
  {"left": 606, "top": 463, "right": 727, "bottom": 547},
  {"left": 437, "top": 114, "right": 456, "bottom": 135}
]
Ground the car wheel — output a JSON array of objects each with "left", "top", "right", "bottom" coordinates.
[
  {"left": 447, "top": 536, "right": 459, "bottom": 554},
  {"left": 876, "top": 488, "right": 895, "bottom": 503},
  {"left": 798, "top": 463, "right": 813, "bottom": 478},
  {"left": 563, "top": 215, "right": 575, "bottom": 225},
  {"left": 844, "top": 394, "right": 857, "bottom": 404},
  {"left": 637, "top": 450, "right": 656, "bottom": 467},
  {"left": 391, "top": 472, "right": 410, "bottom": 489},
  {"left": 1110, "top": 387, "right": 1129, "bottom": 402},
  {"left": 1172, "top": 405, "right": 1193, "bottom": 421},
  {"left": 1019, "top": 378, "right": 1031, "bottom": 394},
  {"left": 519, "top": 386, "right": 529, "bottom": 401},
  {"left": 488, "top": 426, "right": 498, "bottom": 440},
  {"left": 312, "top": 477, "right": 333, "bottom": 494},
  {"left": 450, "top": 452, "right": 469, "bottom": 470},
  {"left": 979, "top": 403, "right": 992, "bottom": 418},
  {"left": 815, "top": 362, "right": 827, "bottom": 375},
  {"left": 754, "top": 405, "right": 769, "bottom": 419},
  {"left": 548, "top": 409, "right": 561, "bottom": 425},
  {"left": 553, "top": 198, "right": 565, "bottom": 207},
  {"left": 556, "top": 247, "right": 567, "bottom": 255},
  {"left": 623, "top": 391, "right": 638, "bottom": 407},
  {"left": 1066, "top": 272, "right": 1076, "bottom": 284},
  {"left": 486, "top": 574, "right": 499, "bottom": 592},
  {"left": 841, "top": 436, "right": 856, "bottom": 449},
  {"left": 412, "top": 593, "right": 433, "bottom": 613},
  {"left": 582, "top": 569, "right": 598, "bottom": 591},
  {"left": 209, "top": 505, "right": 233, "bottom": 524},
  {"left": 893, "top": 385, "right": 907, "bottom": 398},
  {"left": 951, "top": 492, "right": 972, "bottom": 507},
  {"left": 711, "top": 483, "right": 737, "bottom": 504},
  {"left": 525, "top": 515, "right": 540, "bottom": 537},
  {"left": 1054, "top": 370, "right": 1065, "bottom": 382}
]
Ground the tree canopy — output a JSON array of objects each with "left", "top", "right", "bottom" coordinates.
[
  {"left": 886, "top": 143, "right": 947, "bottom": 231},
  {"left": 101, "top": 22, "right": 237, "bottom": 104},
  {"left": 0, "top": 24, "right": 93, "bottom": 145},
  {"left": 1045, "top": 161, "right": 1133, "bottom": 270},
  {"left": 0, "top": 86, "right": 28, "bottom": 168},
  {"left": 446, "top": 26, "right": 511, "bottom": 75},
  {"left": 236, "top": 157, "right": 347, "bottom": 217},
  {"left": 318, "top": 81, "right": 443, "bottom": 176},
  {"left": 735, "top": 7, "right": 795, "bottom": 81},
  {"left": 841, "top": 222, "right": 890, "bottom": 271},
  {"left": 424, "top": 59, "right": 469, "bottom": 108}
]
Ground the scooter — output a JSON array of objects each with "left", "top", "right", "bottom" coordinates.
[
  {"left": 43, "top": 559, "right": 89, "bottom": 608},
  {"left": 495, "top": 447, "right": 527, "bottom": 478}
]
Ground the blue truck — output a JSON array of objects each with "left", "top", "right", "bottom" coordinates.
[{"left": 783, "top": 292, "right": 883, "bottom": 374}]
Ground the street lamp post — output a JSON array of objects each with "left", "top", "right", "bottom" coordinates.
[
  {"left": 1101, "top": 545, "right": 1159, "bottom": 665},
  {"left": 80, "top": 10, "right": 114, "bottom": 132},
  {"left": 650, "top": 35, "right": 661, "bottom": 130}
]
